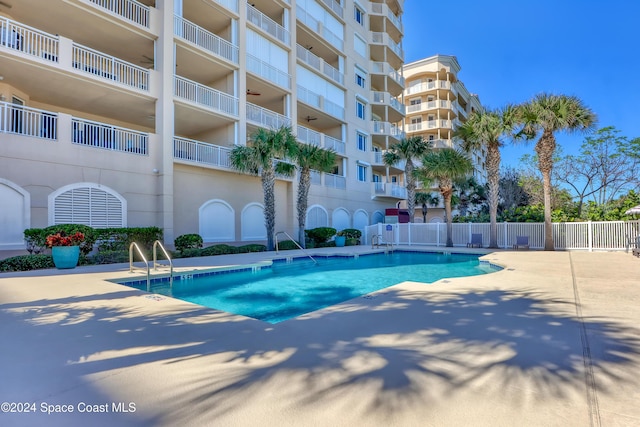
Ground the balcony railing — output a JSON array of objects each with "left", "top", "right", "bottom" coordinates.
[
  {"left": 373, "top": 182, "right": 406, "bottom": 198},
  {"left": 296, "top": 44, "right": 344, "bottom": 85},
  {"left": 297, "top": 125, "right": 321, "bottom": 146},
  {"left": 324, "top": 135, "right": 345, "bottom": 154},
  {"left": 297, "top": 7, "right": 344, "bottom": 51},
  {"left": 174, "top": 15, "right": 239, "bottom": 64},
  {"left": 406, "top": 80, "right": 454, "bottom": 95},
  {"left": 370, "top": 61, "right": 404, "bottom": 87},
  {"left": 372, "top": 91, "right": 405, "bottom": 114},
  {"left": 88, "top": 0, "right": 150, "bottom": 28},
  {"left": 431, "top": 139, "right": 453, "bottom": 149},
  {"left": 72, "top": 117, "right": 148, "bottom": 155},
  {"left": 370, "top": 32, "right": 403, "bottom": 59},
  {"left": 247, "top": 54, "right": 291, "bottom": 89},
  {"left": 173, "top": 136, "right": 231, "bottom": 168},
  {"left": 325, "top": 173, "right": 346, "bottom": 189},
  {"left": 406, "top": 100, "right": 453, "bottom": 114},
  {"left": 0, "top": 17, "right": 59, "bottom": 61},
  {"left": 310, "top": 169, "right": 321, "bottom": 185},
  {"left": 0, "top": 102, "right": 58, "bottom": 140},
  {"left": 319, "top": 0, "right": 344, "bottom": 18},
  {"left": 246, "top": 102, "right": 291, "bottom": 129},
  {"left": 297, "top": 85, "right": 345, "bottom": 120},
  {"left": 369, "top": 3, "right": 403, "bottom": 33},
  {"left": 247, "top": 4, "right": 290, "bottom": 45},
  {"left": 174, "top": 76, "right": 239, "bottom": 117},
  {"left": 371, "top": 121, "right": 405, "bottom": 139},
  {"left": 210, "top": 0, "right": 239, "bottom": 13},
  {"left": 73, "top": 43, "right": 149, "bottom": 91}
]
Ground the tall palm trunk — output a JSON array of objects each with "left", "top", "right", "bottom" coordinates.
[
  {"left": 486, "top": 145, "right": 501, "bottom": 248},
  {"left": 535, "top": 131, "right": 556, "bottom": 251},
  {"left": 405, "top": 160, "right": 416, "bottom": 223},
  {"left": 297, "top": 168, "right": 311, "bottom": 247},
  {"left": 262, "top": 167, "right": 276, "bottom": 251},
  {"left": 442, "top": 184, "right": 454, "bottom": 247}
]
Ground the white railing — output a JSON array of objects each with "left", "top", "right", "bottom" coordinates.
[
  {"left": 324, "top": 98, "right": 345, "bottom": 120},
  {"left": 372, "top": 91, "right": 405, "bottom": 114},
  {"left": 324, "top": 135, "right": 345, "bottom": 154},
  {"left": 72, "top": 117, "right": 148, "bottom": 155},
  {"left": 297, "top": 7, "right": 344, "bottom": 51},
  {"left": 431, "top": 139, "right": 453, "bottom": 149},
  {"left": 174, "top": 16, "right": 239, "bottom": 64},
  {"left": 297, "top": 125, "right": 321, "bottom": 146},
  {"left": 406, "top": 80, "right": 453, "bottom": 95},
  {"left": 310, "top": 169, "right": 321, "bottom": 185},
  {"left": 371, "top": 61, "right": 405, "bottom": 87},
  {"left": 370, "top": 32, "right": 403, "bottom": 59},
  {"left": 374, "top": 182, "right": 385, "bottom": 193},
  {"left": 363, "top": 221, "right": 640, "bottom": 251},
  {"left": 296, "top": 44, "right": 344, "bottom": 85},
  {"left": 391, "top": 184, "right": 407, "bottom": 198},
  {"left": 0, "top": 17, "right": 59, "bottom": 60},
  {"left": 73, "top": 43, "right": 149, "bottom": 90},
  {"left": 246, "top": 54, "right": 291, "bottom": 89},
  {"left": 210, "top": 0, "right": 239, "bottom": 13},
  {"left": 0, "top": 102, "right": 58, "bottom": 140},
  {"left": 319, "top": 0, "right": 343, "bottom": 18},
  {"left": 247, "top": 4, "right": 290, "bottom": 45},
  {"left": 372, "top": 121, "right": 405, "bottom": 139},
  {"left": 373, "top": 151, "right": 383, "bottom": 164},
  {"left": 369, "top": 3, "right": 402, "bottom": 32},
  {"left": 246, "top": 102, "right": 291, "bottom": 129},
  {"left": 173, "top": 137, "right": 231, "bottom": 168},
  {"left": 174, "top": 76, "right": 239, "bottom": 116},
  {"left": 88, "top": 0, "right": 150, "bottom": 27},
  {"left": 325, "top": 173, "right": 346, "bottom": 189},
  {"left": 297, "top": 85, "right": 345, "bottom": 120}
]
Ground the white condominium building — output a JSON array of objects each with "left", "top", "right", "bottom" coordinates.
[{"left": 0, "top": 0, "right": 406, "bottom": 251}]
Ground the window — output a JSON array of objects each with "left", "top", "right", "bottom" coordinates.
[
  {"left": 357, "top": 132, "right": 367, "bottom": 151},
  {"left": 357, "top": 164, "right": 368, "bottom": 182},
  {"left": 355, "top": 72, "right": 366, "bottom": 88},
  {"left": 354, "top": 5, "right": 365, "bottom": 26},
  {"left": 410, "top": 98, "right": 421, "bottom": 105},
  {"left": 356, "top": 99, "right": 366, "bottom": 120},
  {"left": 50, "top": 183, "right": 126, "bottom": 228},
  {"left": 428, "top": 135, "right": 435, "bottom": 141}
]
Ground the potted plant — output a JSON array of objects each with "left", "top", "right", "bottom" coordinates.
[
  {"left": 46, "top": 231, "right": 85, "bottom": 269},
  {"left": 335, "top": 231, "right": 346, "bottom": 247}
]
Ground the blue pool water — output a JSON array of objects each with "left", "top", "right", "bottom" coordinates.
[{"left": 121, "top": 251, "right": 499, "bottom": 323}]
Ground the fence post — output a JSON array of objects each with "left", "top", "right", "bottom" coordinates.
[
  {"left": 408, "top": 222, "right": 412, "bottom": 246},
  {"left": 436, "top": 223, "right": 440, "bottom": 246},
  {"left": 504, "top": 222, "right": 508, "bottom": 249},
  {"left": 588, "top": 221, "right": 593, "bottom": 252}
]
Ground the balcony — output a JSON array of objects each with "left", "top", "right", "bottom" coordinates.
[
  {"left": 371, "top": 121, "right": 405, "bottom": 141},
  {"left": 324, "top": 173, "right": 346, "bottom": 189},
  {"left": 72, "top": 117, "right": 148, "bottom": 155},
  {"left": 406, "top": 120, "right": 451, "bottom": 133},
  {"left": 247, "top": 54, "right": 291, "bottom": 89},
  {"left": 371, "top": 61, "right": 404, "bottom": 90},
  {"left": 369, "top": 3, "right": 403, "bottom": 34},
  {"left": 296, "top": 44, "right": 344, "bottom": 85},
  {"left": 247, "top": 4, "right": 290, "bottom": 45},
  {"left": 0, "top": 101, "right": 58, "bottom": 141},
  {"left": 372, "top": 182, "right": 407, "bottom": 200},
  {"left": 406, "top": 80, "right": 456, "bottom": 96},
  {"left": 174, "top": 75, "right": 239, "bottom": 117},
  {"left": 297, "top": 125, "right": 345, "bottom": 154},
  {"left": 207, "top": 0, "right": 239, "bottom": 13},
  {"left": 319, "top": 0, "right": 344, "bottom": 18},
  {"left": 88, "top": 0, "right": 150, "bottom": 28},
  {"left": 372, "top": 91, "right": 405, "bottom": 115},
  {"left": 297, "top": 85, "right": 345, "bottom": 120},
  {"left": 247, "top": 102, "right": 291, "bottom": 129},
  {"left": 174, "top": 16, "right": 239, "bottom": 64},
  {"left": 406, "top": 100, "right": 454, "bottom": 114},
  {"left": 73, "top": 43, "right": 149, "bottom": 91},
  {"left": 173, "top": 136, "right": 232, "bottom": 169},
  {"left": 372, "top": 150, "right": 405, "bottom": 170},
  {"left": 370, "top": 32, "right": 403, "bottom": 62},
  {"left": 297, "top": 7, "right": 344, "bottom": 51},
  {"left": 324, "top": 135, "right": 346, "bottom": 155},
  {"left": 431, "top": 139, "right": 454, "bottom": 149}
]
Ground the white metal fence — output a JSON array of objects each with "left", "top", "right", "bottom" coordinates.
[
  {"left": 364, "top": 221, "right": 640, "bottom": 252},
  {"left": 0, "top": 102, "right": 57, "bottom": 140},
  {"left": 72, "top": 117, "right": 148, "bottom": 155},
  {"left": 88, "top": 0, "right": 150, "bottom": 27},
  {"left": 73, "top": 43, "right": 149, "bottom": 90}
]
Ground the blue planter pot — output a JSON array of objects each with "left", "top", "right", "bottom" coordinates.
[
  {"left": 52, "top": 246, "right": 80, "bottom": 269},
  {"left": 335, "top": 236, "right": 346, "bottom": 247}
]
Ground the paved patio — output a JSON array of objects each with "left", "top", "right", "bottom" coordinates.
[{"left": 1, "top": 247, "right": 639, "bottom": 426}]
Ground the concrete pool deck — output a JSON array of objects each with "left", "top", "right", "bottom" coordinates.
[{"left": 1, "top": 247, "right": 639, "bottom": 426}]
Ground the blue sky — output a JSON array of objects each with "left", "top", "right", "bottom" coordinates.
[{"left": 402, "top": 0, "right": 640, "bottom": 168}]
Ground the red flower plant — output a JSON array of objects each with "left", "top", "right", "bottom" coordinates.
[{"left": 45, "top": 232, "right": 85, "bottom": 248}]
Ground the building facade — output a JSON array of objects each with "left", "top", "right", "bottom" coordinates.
[
  {"left": 401, "top": 54, "right": 485, "bottom": 222},
  {"left": 0, "top": 0, "right": 406, "bottom": 251}
]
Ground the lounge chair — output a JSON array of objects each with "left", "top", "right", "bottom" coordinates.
[
  {"left": 467, "top": 233, "right": 483, "bottom": 248},
  {"left": 513, "top": 236, "right": 529, "bottom": 250}
]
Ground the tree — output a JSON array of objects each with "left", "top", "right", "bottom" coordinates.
[
  {"left": 455, "top": 106, "right": 517, "bottom": 248},
  {"left": 554, "top": 127, "right": 640, "bottom": 217},
  {"left": 229, "top": 126, "right": 297, "bottom": 251},
  {"left": 383, "top": 136, "right": 431, "bottom": 223},
  {"left": 517, "top": 94, "right": 597, "bottom": 250},
  {"left": 416, "top": 149, "right": 474, "bottom": 247},
  {"left": 498, "top": 167, "right": 530, "bottom": 214},
  {"left": 452, "top": 176, "right": 486, "bottom": 217},
  {"left": 291, "top": 143, "right": 336, "bottom": 247},
  {"left": 415, "top": 192, "right": 440, "bottom": 223}
]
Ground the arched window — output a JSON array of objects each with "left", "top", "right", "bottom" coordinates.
[
  {"left": 199, "top": 199, "right": 234, "bottom": 242},
  {"left": 241, "top": 203, "right": 266, "bottom": 241},
  {"left": 372, "top": 210, "right": 384, "bottom": 225},
  {"left": 306, "top": 205, "right": 328, "bottom": 229},
  {"left": 353, "top": 209, "right": 369, "bottom": 234},
  {"left": 0, "top": 179, "right": 30, "bottom": 249},
  {"left": 48, "top": 183, "right": 126, "bottom": 227},
  {"left": 332, "top": 208, "right": 350, "bottom": 231}
]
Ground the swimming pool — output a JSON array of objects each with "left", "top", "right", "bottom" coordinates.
[{"left": 119, "top": 251, "right": 500, "bottom": 323}]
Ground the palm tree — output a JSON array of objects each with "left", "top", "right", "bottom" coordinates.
[
  {"left": 517, "top": 94, "right": 597, "bottom": 250},
  {"left": 454, "top": 106, "right": 517, "bottom": 248},
  {"left": 292, "top": 143, "right": 336, "bottom": 247},
  {"left": 416, "top": 148, "right": 474, "bottom": 247},
  {"left": 415, "top": 192, "right": 440, "bottom": 223},
  {"left": 229, "top": 126, "right": 297, "bottom": 251},
  {"left": 383, "top": 136, "right": 431, "bottom": 223}
]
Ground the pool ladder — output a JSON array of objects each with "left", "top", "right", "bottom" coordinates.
[
  {"left": 274, "top": 231, "right": 317, "bottom": 264},
  {"left": 129, "top": 240, "right": 174, "bottom": 292},
  {"left": 371, "top": 234, "right": 392, "bottom": 250}
]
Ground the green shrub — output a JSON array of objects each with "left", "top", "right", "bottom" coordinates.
[
  {"left": 317, "top": 241, "right": 336, "bottom": 248},
  {"left": 200, "top": 244, "right": 239, "bottom": 256},
  {"left": 0, "top": 254, "right": 55, "bottom": 272},
  {"left": 174, "top": 234, "right": 203, "bottom": 253},
  {"left": 345, "top": 238, "right": 359, "bottom": 246},
  {"left": 91, "top": 250, "right": 130, "bottom": 265},
  {"left": 305, "top": 227, "right": 336, "bottom": 246},
  {"left": 338, "top": 228, "right": 362, "bottom": 239},
  {"left": 25, "top": 224, "right": 97, "bottom": 256},
  {"left": 238, "top": 244, "right": 267, "bottom": 253},
  {"left": 95, "top": 227, "right": 163, "bottom": 252},
  {"left": 276, "top": 240, "right": 300, "bottom": 250}
]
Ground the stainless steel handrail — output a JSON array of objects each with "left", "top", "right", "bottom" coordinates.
[
  {"left": 153, "top": 240, "right": 174, "bottom": 287},
  {"left": 129, "top": 242, "right": 150, "bottom": 291},
  {"left": 274, "top": 231, "right": 317, "bottom": 264}
]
